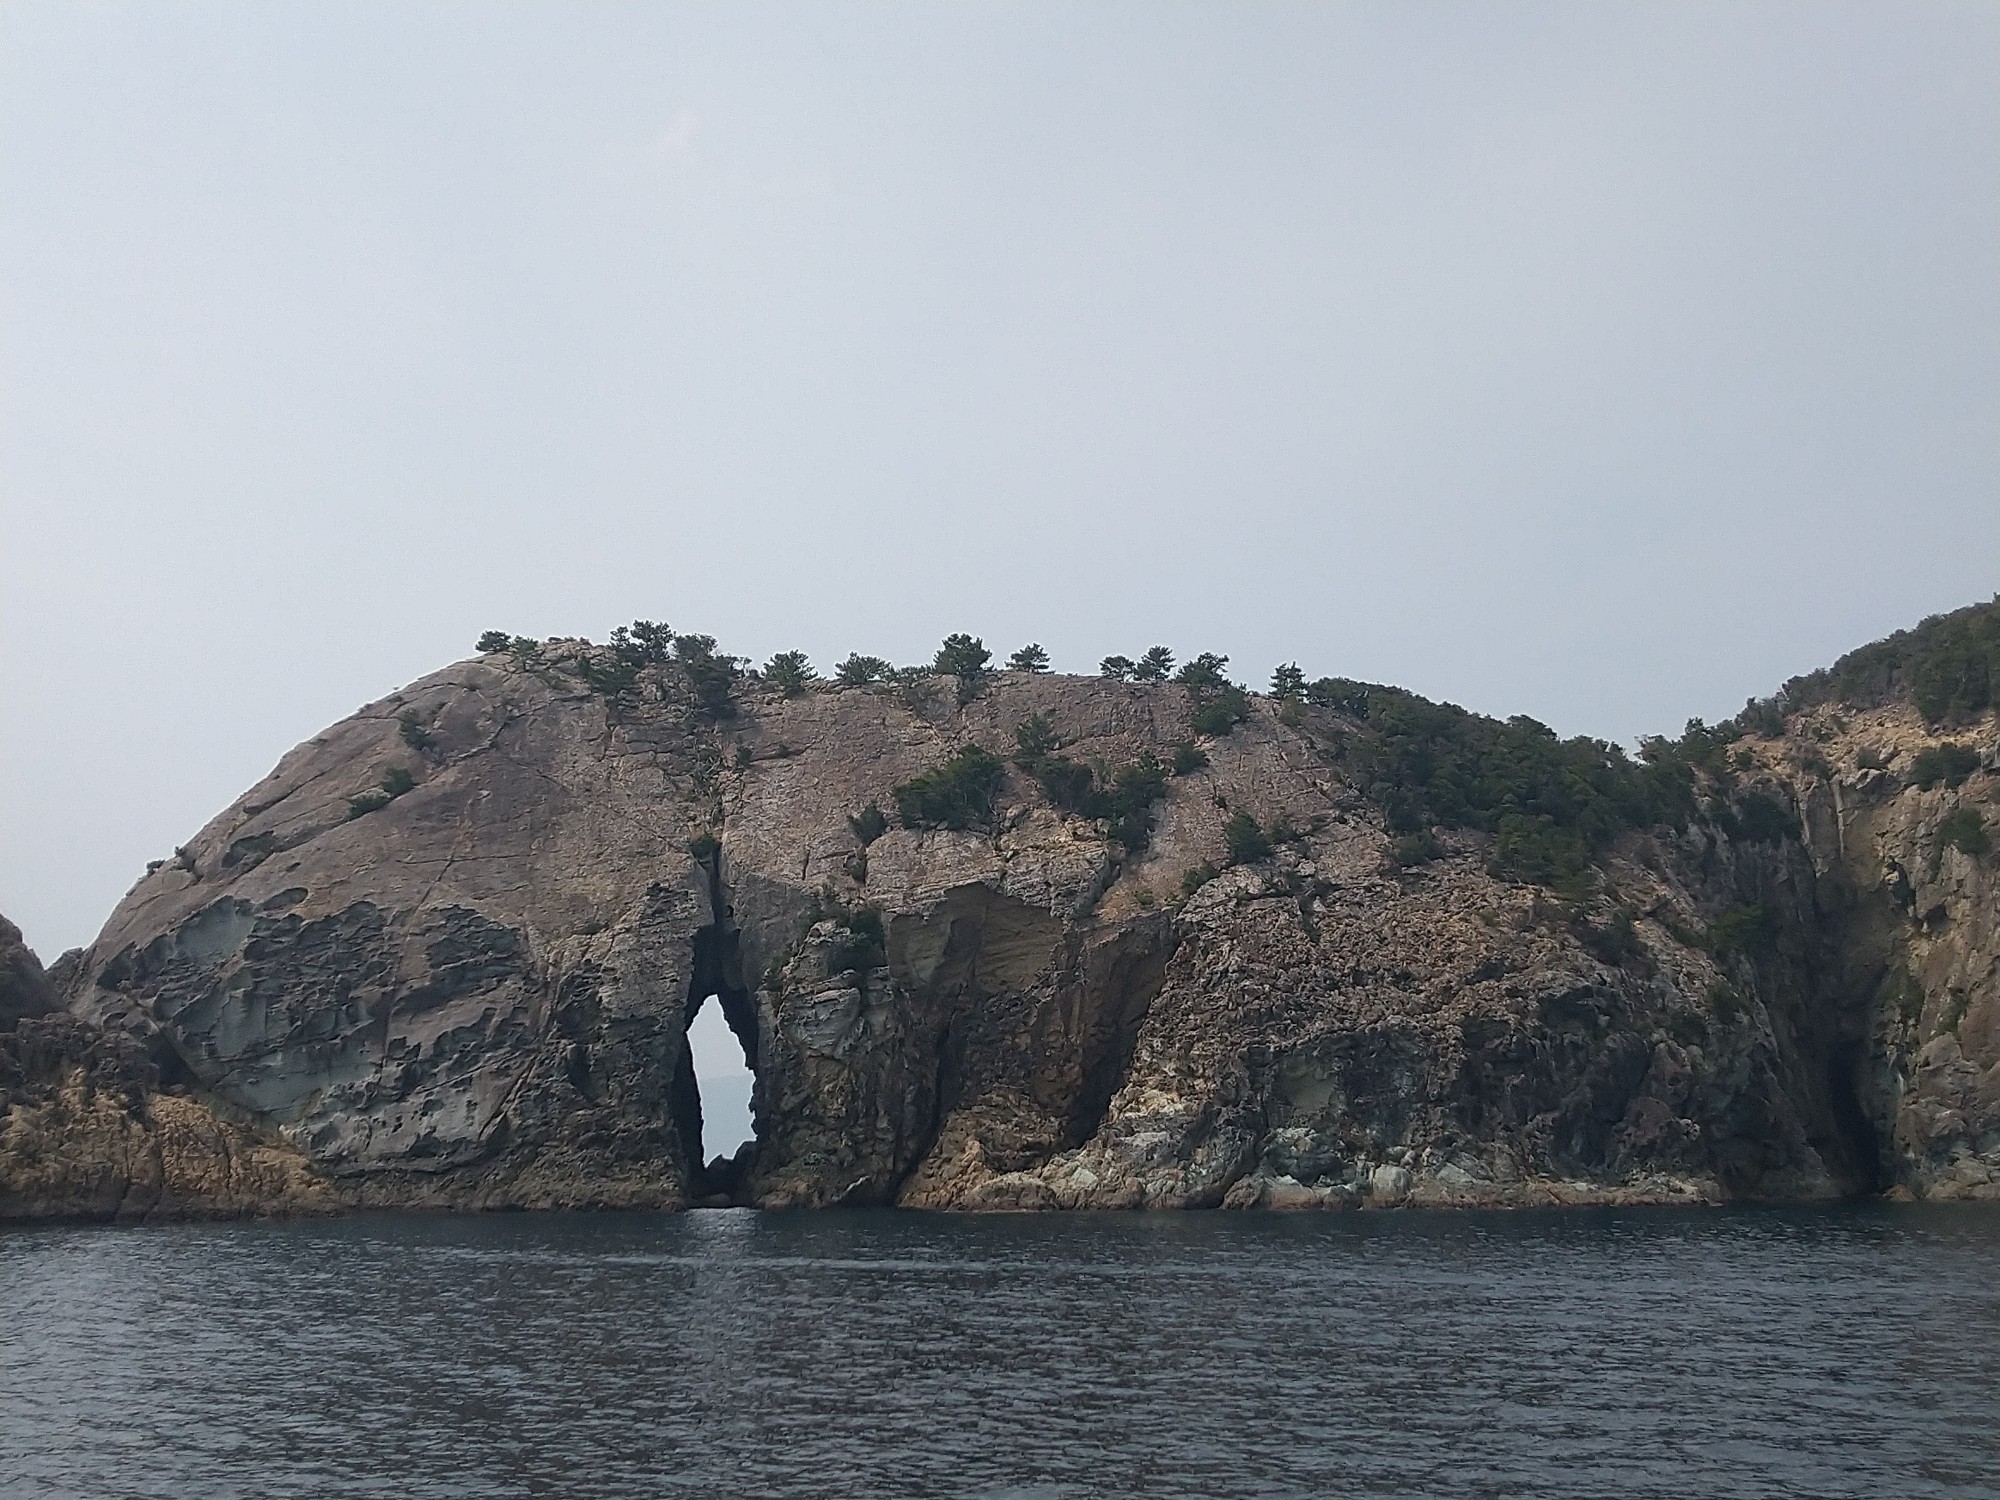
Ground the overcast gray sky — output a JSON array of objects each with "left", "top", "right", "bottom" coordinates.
[{"left": 3, "top": 1, "right": 1995, "bottom": 956}]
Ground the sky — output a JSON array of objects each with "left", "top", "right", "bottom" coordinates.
[{"left": 2, "top": 1, "right": 1996, "bottom": 958}]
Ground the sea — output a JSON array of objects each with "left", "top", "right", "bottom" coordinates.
[{"left": 3, "top": 1204, "right": 1997, "bottom": 1498}]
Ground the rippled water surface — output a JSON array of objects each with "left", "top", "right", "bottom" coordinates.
[{"left": 4, "top": 1205, "right": 1998, "bottom": 1498}]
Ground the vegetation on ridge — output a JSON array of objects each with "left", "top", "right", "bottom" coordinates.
[
  {"left": 1911, "top": 744, "right": 1981, "bottom": 791},
  {"left": 1012, "top": 715, "right": 1174, "bottom": 855},
  {"left": 1307, "top": 680, "right": 1704, "bottom": 888},
  {"left": 892, "top": 745, "right": 1006, "bottom": 831},
  {"left": 762, "top": 651, "right": 816, "bottom": 697},
  {"left": 470, "top": 599, "right": 1994, "bottom": 892},
  {"left": 347, "top": 766, "right": 416, "bottom": 820},
  {"left": 1744, "top": 596, "right": 2000, "bottom": 730}
]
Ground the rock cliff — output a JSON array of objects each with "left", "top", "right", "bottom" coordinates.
[
  {"left": 0, "top": 915, "right": 329, "bottom": 1220},
  {"left": 17, "top": 602, "right": 1998, "bottom": 1217}
]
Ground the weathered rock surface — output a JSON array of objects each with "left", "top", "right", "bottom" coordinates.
[
  {"left": 32, "top": 617, "right": 2000, "bottom": 1218},
  {"left": 1736, "top": 705, "right": 1999, "bottom": 1202},
  {"left": 1, "top": 915, "right": 330, "bottom": 1221}
]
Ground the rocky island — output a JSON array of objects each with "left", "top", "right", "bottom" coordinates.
[{"left": 4, "top": 603, "right": 1995, "bottom": 1220}]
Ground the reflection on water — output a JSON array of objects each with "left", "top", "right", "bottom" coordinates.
[{"left": 3, "top": 1204, "right": 1998, "bottom": 1498}]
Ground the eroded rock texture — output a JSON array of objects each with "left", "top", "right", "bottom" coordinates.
[
  {"left": 1749, "top": 707, "right": 2000, "bottom": 1202},
  {"left": 39, "top": 631, "right": 2000, "bottom": 1217},
  {"left": 1, "top": 914, "right": 328, "bottom": 1220}
]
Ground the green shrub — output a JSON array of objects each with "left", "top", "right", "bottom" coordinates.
[
  {"left": 1104, "top": 755, "right": 1168, "bottom": 852},
  {"left": 1775, "top": 597, "right": 1999, "bottom": 728},
  {"left": 893, "top": 745, "right": 1007, "bottom": 830},
  {"left": 346, "top": 789, "right": 392, "bottom": 820},
  {"left": 1223, "top": 812, "right": 1271, "bottom": 864},
  {"left": 1855, "top": 746, "right": 1887, "bottom": 770},
  {"left": 887, "top": 665, "right": 937, "bottom": 711},
  {"left": 1647, "top": 718, "right": 1729, "bottom": 777},
  {"left": 581, "top": 654, "right": 640, "bottom": 697},
  {"left": 1711, "top": 904, "right": 1778, "bottom": 956},
  {"left": 476, "top": 630, "right": 513, "bottom": 654},
  {"left": 1321, "top": 683, "right": 1698, "bottom": 889},
  {"left": 627, "top": 620, "right": 676, "bottom": 662},
  {"left": 1024, "top": 750, "right": 1170, "bottom": 853},
  {"left": 1175, "top": 652, "right": 1251, "bottom": 736},
  {"left": 346, "top": 766, "right": 415, "bottom": 819},
  {"left": 1938, "top": 807, "right": 1990, "bottom": 860},
  {"left": 580, "top": 621, "right": 678, "bottom": 670},
  {"left": 674, "top": 634, "right": 740, "bottom": 718},
  {"left": 1014, "top": 714, "right": 1060, "bottom": 764},
  {"left": 1181, "top": 862, "right": 1218, "bottom": 895},
  {"left": 1099, "top": 655, "right": 1135, "bottom": 681},
  {"left": 606, "top": 625, "right": 645, "bottom": 667},
  {"left": 828, "top": 904, "right": 885, "bottom": 972},
  {"left": 848, "top": 803, "right": 888, "bottom": 845},
  {"left": 1034, "top": 755, "right": 1097, "bottom": 810},
  {"left": 686, "top": 833, "right": 720, "bottom": 862},
  {"left": 1170, "top": 742, "right": 1209, "bottom": 775},
  {"left": 835, "top": 653, "right": 890, "bottom": 686},
  {"left": 1175, "top": 652, "right": 1231, "bottom": 691},
  {"left": 1488, "top": 813, "right": 1589, "bottom": 888},
  {"left": 763, "top": 651, "right": 816, "bottom": 696},
  {"left": 1911, "top": 627, "right": 1998, "bottom": 726},
  {"left": 1393, "top": 830, "right": 1441, "bottom": 867},
  {"left": 930, "top": 634, "right": 992, "bottom": 703},
  {"left": 1911, "top": 743, "right": 1980, "bottom": 790},
  {"left": 1736, "top": 696, "right": 1786, "bottom": 738},
  {"left": 1132, "top": 646, "right": 1175, "bottom": 683},
  {"left": 1305, "top": 677, "right": 1370, "bottom": 714},
  {"left": 398, "top": 711, "right": 436, "bottom": 754},
  {"left": 1007, "top": 643, "right": 1051, "bottom": 674},
  {"left": 1191, "top": 684, "right": 1251, "bottom": 738}
]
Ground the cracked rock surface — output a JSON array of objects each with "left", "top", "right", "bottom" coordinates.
[
  {"left": 1, "top": 914, "right": 329, "bottom": 1220},
  {"left": 21, "top": 646, "right": 1999, "bottom": 1218}
]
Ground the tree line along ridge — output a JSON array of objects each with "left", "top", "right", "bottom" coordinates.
[{"left": 465, "top": 596, "right": 1994, "bottom": 896}]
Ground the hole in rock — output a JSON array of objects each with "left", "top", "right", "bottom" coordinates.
[
  {"left": 685, "top": 993, "right": 757, "bottom": 1197},
  {"left": 1823, "top": 1038, "right": 1887, "bottom": 1196}
]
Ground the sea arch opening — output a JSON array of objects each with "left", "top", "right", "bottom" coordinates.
[
  {"left": 675, "top": 905, "right": 762, "bottom": 1205},
  {"left": 687, "top": 995, "right": 756, "bottom": 1168}
]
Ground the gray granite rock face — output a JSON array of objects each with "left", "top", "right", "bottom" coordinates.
[
  {"left": 2, "top": 914, "right": 329, "bottom": 1221},
  {"left": 0, "top": 915, "right": 58, "bottom": 1025},
  {"left": 51, "top": 645, "right": 2000, "bottom": 1212}
]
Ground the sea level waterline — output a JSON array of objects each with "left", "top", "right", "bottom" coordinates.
[{"left": 3, "top": 1204, "right": 1997, "bottom": 1499}]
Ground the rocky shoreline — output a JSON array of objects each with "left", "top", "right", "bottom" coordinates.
[
  {"left": 7, "top": 603, "right": 1996, "bottom": 1222},
  {"left": 0, "top": 917, "right": 329, "bottom": 1222}
]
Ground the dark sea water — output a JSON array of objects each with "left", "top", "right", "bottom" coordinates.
[{"left": 3, "top": 1205, "right": 1997, "bottom": 1499}]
